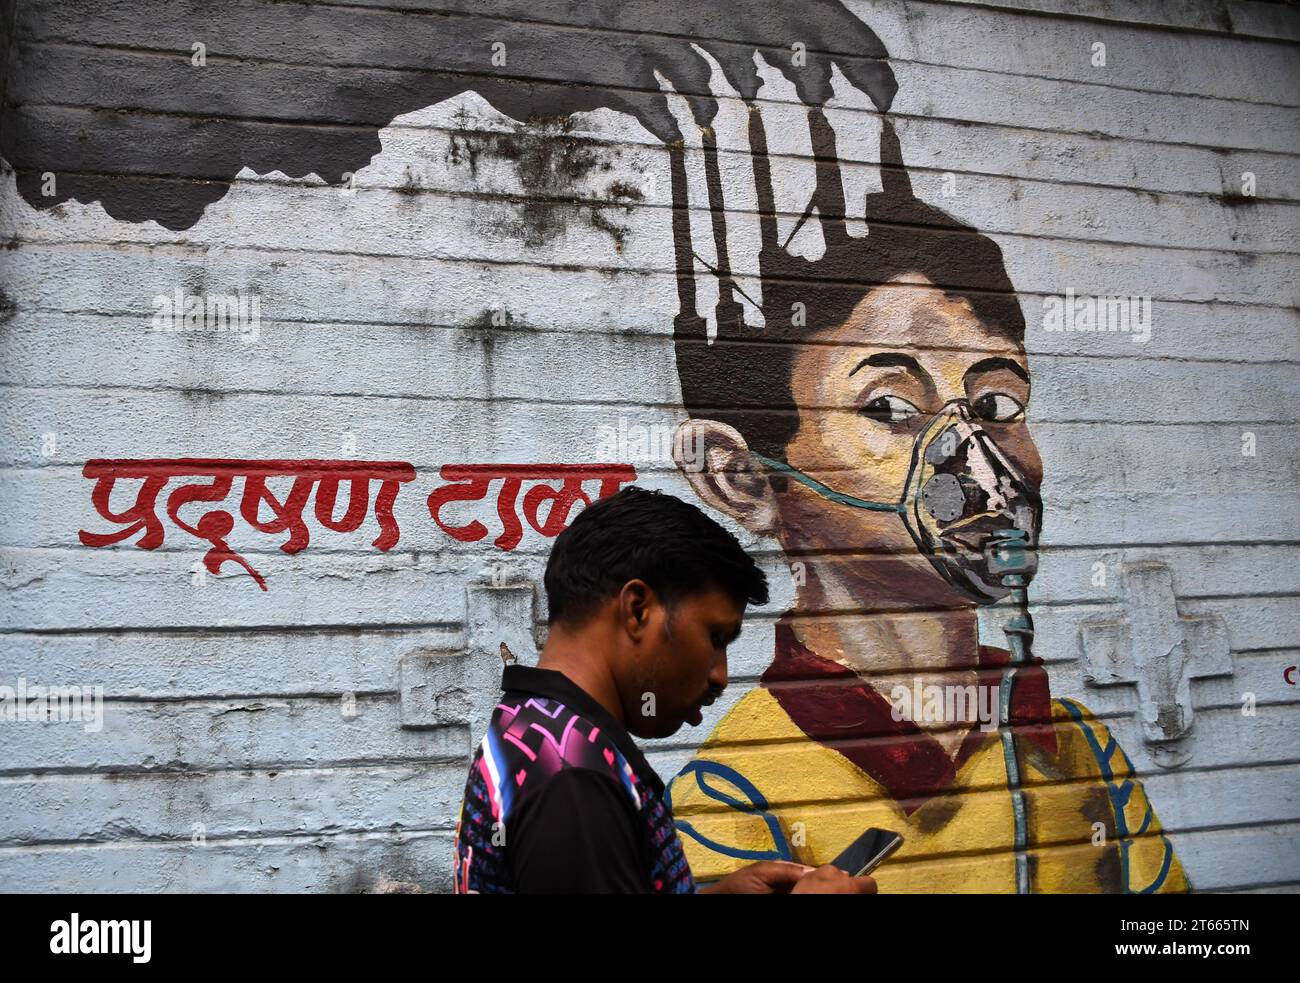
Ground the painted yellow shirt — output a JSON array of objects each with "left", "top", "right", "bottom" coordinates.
[{"left": 667, "top": 685, "right": 1189, "bottom": 893}]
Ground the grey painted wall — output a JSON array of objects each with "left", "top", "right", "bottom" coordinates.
[{"left": 0, "top": 0, "right": 1297, "bottom": 892}]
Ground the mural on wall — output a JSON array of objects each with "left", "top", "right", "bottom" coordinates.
[
  {"left": 3, "top": 0, "right": 1197, "bottom": 892},
  {"left": 660, "top": 89, "right": 1186, "bottom": 894}
]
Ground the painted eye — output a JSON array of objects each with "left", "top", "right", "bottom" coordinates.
[
  {"left": 860, "top": 395, "right": 921, "bottom": 424},
  {"left": 972, "top": 392, "right": 1025, "bottom": 422}
]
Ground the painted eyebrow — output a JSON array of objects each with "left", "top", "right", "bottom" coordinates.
[
  {"left": 849, "top": 352, "right": 922, "bottom": 377},
  {"left": 966, "top": 357, "right": 1029, "bottom": 383}
]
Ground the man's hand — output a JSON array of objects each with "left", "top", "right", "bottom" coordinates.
[
  {"left": 699, "top": 861, "right": 813, "bottom": 893},
  {"left": 699, "top": 861, "right": 878, "bottom": 894},
  {"left": 789, "top": 864, "right": 877, "bottom": 894}
]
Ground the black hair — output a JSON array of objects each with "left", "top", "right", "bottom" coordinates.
[
  {"left": 543, "top": 485, "right": 769, "bottom": 627},
  {"left": 671, "top": 113, "right": 1025, "bottom": 460}
]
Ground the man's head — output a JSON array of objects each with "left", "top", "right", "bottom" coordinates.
[
  {"left": 543, "top": 486, "right": 769, "bottom": 738},
  {"left": 671, "top": 116, "right": 1041, "bottom": 611}
]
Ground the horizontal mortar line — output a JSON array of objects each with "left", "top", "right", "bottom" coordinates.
[
  {"left": 1, "top": 588, "right": 1292, "bottom": 615},
  {"left": 0, "top": 755, "right": 472, "bottom": 783},
  {"left": 10, "top": 147, "right": 1300, "bottom": 210},
  {"left": 0, "top": 795, "right": 1289, "bottom": 857},
  {"left": 0, "top": 621, "right": 462, "bottom": 637},
  {"left": 696, "top": 686, "right": 1294, "bottom": 738},
  {"left": 7, "top": 483, "right": 1297, "bottom": 508},
  {"left": 763, "top": 539, "right": 1300, "bottom": 558},
  {"left": 302, "top": 0, "right": 1300, "bottom": 59},
  {"left": 672, "top": 812, "right": 1300, "bottom": 865},
  {"left": 2, "top": 538, "right": 1300, "bottom": 561},
  {"left": 660, "top": 700, "right": 1300, "bottom": 750},
  {"left": 5, "top": 537, "right": 1299, "bottom": 558},
  {"left": 0, "top": 699, "right": 423, "bottom": 715},
  {"left": 669, "top": 759, "right": 1300, "bottom": 808},
  {"left": 4, "top": 237, "right": 1296, "bottom": 312},
  {"left": 6, "top": 539, "right": 1299, "bottom": 561},
  {"left": 6, "top": 525, "right": 1298, "bottom": 548},
  {"left": 0, "top": 690, "right": 406, "bottom": 706},
  {"left": 861, "top": 820, "right": 1300, "bottom": 874},
  {"left": 0, "top": 686, "right": 410, "bottom": 702},
  {"left": 752, "top": 590, "right": 1300, "bottom": 620},
  {"left": 918, "top": 0, "right": 1300, "bottom": 43},
  {"left": 0, "top": 603, "right": 1289, "bottom": 642},
  {"left": 5, "top": 479, "right": 1297, "bottom": 503},
  {"left": 657, "top": 707, "right": 1300, "bottom": 756},
  {"left": 3, "top": 379, "right": 1299, "bottom": 421},
  {"left": 358, "top": 112, "right": 1300, "bottom": 168},
  {"left": 725, "top": 664, "right": 1300, "bottom": 685},
  {"left": 6, "top": 329, "right": 1296, "bottom": 371},
  {"left": 2, "top": 592, "right": 1294, "bottom": 640},
  {"left": 1211, "top": 880, "right": 1300, "bottom": 893},
  {"left": 0, "top": 637, "right": 1284, "bottom": 676},
  {"left": 0, "top": 825, "right": 454, "bottom": 853},
  {"left": 12, "top": 299, "right": 1300, "bottom": 333},
  {"left": 3, "top": 346, "right": 1296, "bottom": 370},
  {"left": 3, "top": 299, "right": 1297, "bottom": 349},
  {"left": 905, "top": 54, "right": 1300, "bottom": 110},
  {"left": 36, "top": 544, "right": 525, "bottom": 560},
  {"left": 5, "top": 314, "right": 1297, "bottom": 370},
  {"left": 717, "top": 662, "right": 1294, "bottom": 693},
  {"left": 312, "top": 0, "right": 1300, "bottom": 55},
  {"left": 1011, "top": 418, "right": 1300, "bottom": 425},
  {"left": 17, "top": 14, "right": 1300, "bottom": 114},
  {"left": 9, "top": 53, "right": 1300, "bottom": 159},
  {"left": 2, "top": 754, "right": 1289, "bottom": 790},
  {"left": 4, "top": 344, "right": 1298, "bottom": 369},
  {"left": 376, "top": 115, "right": 1300, "bottom": 178},
  {"left": 7, "top": 165, "right": 1300, "bottom": 259},
  {"left": 2, "top": 692, "right": 1293, "bottom": 729}
]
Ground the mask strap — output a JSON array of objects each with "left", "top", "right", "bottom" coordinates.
[{"left": 750, "top": 453, "right": 906, "bottom": 514}]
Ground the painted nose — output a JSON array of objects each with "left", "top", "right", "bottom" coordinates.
[{"left": 919, "top": 408, "right": 1014, "bottom": 527}]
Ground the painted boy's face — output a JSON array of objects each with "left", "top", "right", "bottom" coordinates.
[{"left": 777, "top": 272, "right": 1043, "bottom": 608}]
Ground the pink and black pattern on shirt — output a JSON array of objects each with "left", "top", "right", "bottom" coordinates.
[{"left": 452, "top": 695, "right": 695, "bottom": 893}]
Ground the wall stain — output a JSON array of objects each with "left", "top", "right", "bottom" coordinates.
[{"left": 447, "top": 106, "right": 646, "bottom": 251}]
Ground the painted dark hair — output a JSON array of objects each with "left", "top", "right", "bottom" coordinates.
[
  {"left": 670, "top": 112, "right": 1026, "bottom": 460},
  {"left": 543, "top": 485, "right": 769, "bottom": 627}
]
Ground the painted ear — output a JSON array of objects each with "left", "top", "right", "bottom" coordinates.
[{"left": 673, "top": 419, "right": 780, "bottom": 535}]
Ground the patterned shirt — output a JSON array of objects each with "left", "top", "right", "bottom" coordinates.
[{"left": 453, "top": 664, "right": 696, "bottom": 894}]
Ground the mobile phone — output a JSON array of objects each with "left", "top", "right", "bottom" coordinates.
[{"left": 829, "top": 827, "right": 904, "bottom": 877}]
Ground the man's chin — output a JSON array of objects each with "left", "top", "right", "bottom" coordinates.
[
  {"left": 666, "top": 713, "right": 701, "bottom": 737},
  {"left": 630, "top": 717, "right": 688, "bottom": 739}
]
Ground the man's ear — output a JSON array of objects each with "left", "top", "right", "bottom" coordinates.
[{"left": 673, "top": 418, "right": 779, "bottom": 535}]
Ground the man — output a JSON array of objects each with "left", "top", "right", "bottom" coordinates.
[
  {"left": 451, "top": 485, "right": 877, "bottom": 893},
  {"left": 665, "top": 113, "right": 1189, "bottom": 893}
]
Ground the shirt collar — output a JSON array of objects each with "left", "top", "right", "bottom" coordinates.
[
  {"left": 759, "top": 619, "right": 1058, "bottom": 814},
  {"left": 500, "top": 664, "right": 666, "bottom": 799}
]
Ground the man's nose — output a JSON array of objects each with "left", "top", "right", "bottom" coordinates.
[{"left": 709, "top": 652, "right": 729, "bottom": 691}]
